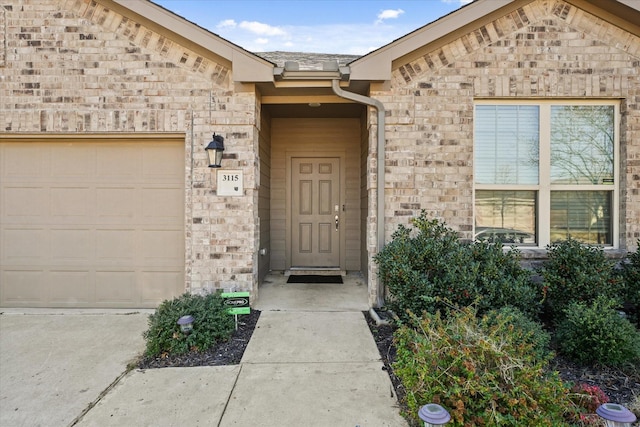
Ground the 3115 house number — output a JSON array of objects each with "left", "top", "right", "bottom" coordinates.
[
  {"left": 217, "top": 169, "right": 243, "bottom": 196},
  {"left": 221, "top": 174, "right": 240, "bottom": 182}
]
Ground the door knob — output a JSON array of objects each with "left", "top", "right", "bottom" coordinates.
[{"left": 335, "top": 215, "right": 339, "bottom": 231}]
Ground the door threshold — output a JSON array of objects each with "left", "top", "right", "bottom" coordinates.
[{"left": 285, "top": 268, "right": 345, "bottom": 276}]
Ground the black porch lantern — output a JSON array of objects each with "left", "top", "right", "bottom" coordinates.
[{"left": 205, "top": 134, "right": 225, "bottom": 168}]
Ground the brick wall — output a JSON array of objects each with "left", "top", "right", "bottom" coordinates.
[
  {"left": 1, "top": 0, "right": 260, "bottom": 294},
  {"left": 375, "top": 0, "right": 640, "bottom": 253}
]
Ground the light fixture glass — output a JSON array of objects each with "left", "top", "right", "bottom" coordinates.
[
  {"left": 205, "top": 134, "right": 225, "bottom": 168},
  {"left": 596, "top": 403, "right": 637, "bottom": 427},
  {"left": 177, "top": 315, "right": 195, "bottom": 334},
  {"left": 418, "top": 403, "right": 451, "bottom": 426}
]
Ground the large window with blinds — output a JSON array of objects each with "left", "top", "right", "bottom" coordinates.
[{"left": 474, "top": 101, "right": 619, "bottom": 247}]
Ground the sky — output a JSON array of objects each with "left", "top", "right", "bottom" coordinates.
[{"left": 153, "top": 0, "right": 473, "bottom": 55}]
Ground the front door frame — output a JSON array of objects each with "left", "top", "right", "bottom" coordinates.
[{"left": 285, "top": 151, "right": 347, "bottom": 271}]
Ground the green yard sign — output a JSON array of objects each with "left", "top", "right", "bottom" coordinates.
[{"left": 221, "top": 291, "right": 250, "bottom": 315}]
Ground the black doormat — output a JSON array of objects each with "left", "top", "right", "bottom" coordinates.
[{"left": 287, "top": 275, "right": 343, "bottom": 284}]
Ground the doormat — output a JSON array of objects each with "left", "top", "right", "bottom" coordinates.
[{"left": 287, "top": 275, "right": 343, "bottom": 284}]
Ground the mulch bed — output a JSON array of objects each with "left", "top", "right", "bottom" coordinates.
[
  {"left": 137, "top": 310, "right": 261, "bottom": 369},
  {"left": 363, "top": 311, "right": 640, "bottom": 409}
]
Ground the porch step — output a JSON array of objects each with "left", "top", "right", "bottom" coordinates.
[{"left": 285, "top": 268, "right": 346, "bottom": 276}]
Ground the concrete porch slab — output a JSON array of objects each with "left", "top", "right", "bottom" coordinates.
[
  {"left": 241, "top": 311, "right": 380, "bottom": 364},
  {"left": 219, "top": 362, "right": 407, "bottom": 427},
  {"left": 256, "top": 272, "right": 369, "bottom": 312},
  {"left": 76, "top": 366, "right": 241, "bottom": 426}
]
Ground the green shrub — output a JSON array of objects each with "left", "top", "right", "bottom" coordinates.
[
  {"left": 621, "top": 240, "right": 640, "bottom": 326},
  {"left": 555, "top": 296, "right": 640, "bottom": 367},
  {"left": 393, "top": 308, "right": 577, "bottom": 426},
  {"left": 480, "top": 306, "right": 552, "bottom": 363},
  {"left": 375, "top": 212, "right": 538, "bottom": 322},
  {"left": 143, "top": 292, "right": 235, "bottom": 357},
  {"left": 470, "top": 241, "right": 538, "bottom": 317},
  {"left": 538, "top": 238, "right": 623, "bottom": 323}
]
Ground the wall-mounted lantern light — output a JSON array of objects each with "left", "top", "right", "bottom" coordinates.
[
  {"left": 596, "top": 403, "right": 637, "bottom": 427},
  {"left": 177, "top": 315, "right": 195, "bottom": 334},
  {"left": 205, "top": 134, "right": 225, "bottom": 168},
  {"left": 418, "top": 403, "right": 451, "bottom": 426}
]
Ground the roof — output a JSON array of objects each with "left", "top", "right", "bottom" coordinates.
[{"left": 254, "top": 52, "right": 361, "bottom": 70}]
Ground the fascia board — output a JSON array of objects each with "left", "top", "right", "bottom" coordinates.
[
  {"left": 617, "top": 0, "right": 640, "bottom": 11},
  {"left": 349, "top": 0, "right": 513, "bottom": 81},
  {"left": 111, "top": 0, "right": 273, "bottom": 82}
]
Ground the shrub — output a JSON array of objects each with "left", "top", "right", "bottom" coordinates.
[
  {"left": 480, "top": 306, "right": 552, "bottom": 363},
  {"left": 375, "top": 212, "right": 538, "bottom": 322},
  {"left": 143, "top": 292, "right": 235, "bottom": 357},
  {"left": 538, "top": 238, "right": 623, "bottom": 323},
  {"left": 555, "top": 296, "right": 640, "bottom": 367},
  {"left": 470, "top": 241, "right": 538, "bottom": 317},
  {"left": 393, "top": 308, "right": 578, "bottom": 426},
  {"left": 569, "top": 383, "right": 609, "bottom": 426},
  {"left": 621, "top": 240, "right": 640, "bottom": 326}
]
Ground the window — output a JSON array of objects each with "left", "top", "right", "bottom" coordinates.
[{"left": 474, "top": 101, "right": 618, "bottom": 247}]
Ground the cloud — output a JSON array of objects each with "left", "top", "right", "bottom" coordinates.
[
  {"left": 255, "top": 38, "right": 269, "bottom": 45},
  {"left": 238, "top": 21, "right": 287, "bottom": 36},
  {"left": 376, "top": 8, "right": 404, "bottom": 24},
  {"left": 217, "top": 19, "right": 237, "bottom": 30}
]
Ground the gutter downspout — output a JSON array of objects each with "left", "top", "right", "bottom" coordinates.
[{"left": 331, "top": 79, "right": 386, "bottom": 308}]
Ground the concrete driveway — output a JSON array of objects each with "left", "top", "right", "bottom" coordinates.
[{"left": 0, "top": 309, "right": 149, "bottom": 427}]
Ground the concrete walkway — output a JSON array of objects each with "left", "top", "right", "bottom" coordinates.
[
  {"left": 1, "top": 273, "right": 407, "bottom": 426},
  {"left": 0, "top": 310, "right": 150, "bottom": 427}
]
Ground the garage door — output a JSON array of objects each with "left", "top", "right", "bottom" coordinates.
[{"left": 0, "top": 136, "right": 185, "bottom": 308}]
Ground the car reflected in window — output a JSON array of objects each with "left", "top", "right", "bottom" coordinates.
[{"left": 474, "top": 227, "right": 536, "bottom": 245}]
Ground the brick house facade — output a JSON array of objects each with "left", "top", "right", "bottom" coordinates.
[{"left": 1, "top": 0, "right": 639, "bottom": 308}]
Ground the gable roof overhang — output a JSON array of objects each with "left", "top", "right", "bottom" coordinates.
[
  {"left": 111, "top": 0, "right": 274, "bottom": 82},
  {"left": 349, "top": 0, "right": 640, "bottom": 82}
]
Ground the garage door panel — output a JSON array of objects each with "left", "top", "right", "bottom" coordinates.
[
  {"left": 96, "top": 187, "right": 137, "bottom": 221},
  {"left": 51, "top": 229, "right": 92, "bottom": 262},
  {"left": 4, "top": 187, "right": 48, "bottom": 218},
  {"left": 95, "top": 271, "right": 136, "bottom": 304},
  {"left": 141, "top": 271, "right": 183, "bottom": 303},
  {"left": 142, "top": 230, "right": 183, "bottom": 263},
  {"left": 51, "top": 145, "right": 93, "bottom": 178},
  {"left": 3, "top": 228, "right": 47, "bottom": 262},
  {"left": 142, "top": 145, "right": 184, "bottom": 181},
  {"left": 96, "top": 229, "right": 136, "bottom": 262},
  {"left": 1, "top": 140, "right": 185, "bottom": 308},
  {"left": 2, "top": 145, "right": 43, "bottom": 178},
  {"left": 1, "top": 270, "right": 47, "bottom": 304},
  {"left": 142, "top": 188, "right": 183, "bottom": 221},
  {"left": 96, "top": 146, "right": 141, "bottom": 180},
  {"left": 50, "top": 271, "right": 91, "bottom": 304},
  {"left": 51, "top": 187, "right": 91, "bottom": 218}
]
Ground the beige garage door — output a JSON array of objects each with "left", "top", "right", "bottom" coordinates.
[{"left": 0, "top": 136, "right": 185, "bottom": 308}]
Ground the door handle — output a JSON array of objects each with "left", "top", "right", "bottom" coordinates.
[{"left": 335, "top": 215, "right": 339, "bottom": 232}]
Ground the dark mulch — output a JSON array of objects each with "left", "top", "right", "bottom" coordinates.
[
  {"left": 137, "top": 310, "right": 261, "bottom": 369},
  {"left": 364, "top": 310, "right": 640, "bottom": 410}
]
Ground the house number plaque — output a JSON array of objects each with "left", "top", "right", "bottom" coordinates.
[{"left": 217, "top": 169, "right": 243, "bottom": 196}]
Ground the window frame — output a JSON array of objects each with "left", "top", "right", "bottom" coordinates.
[{"left": 473, "top": 99, "right": 620, "bottom": 249}]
